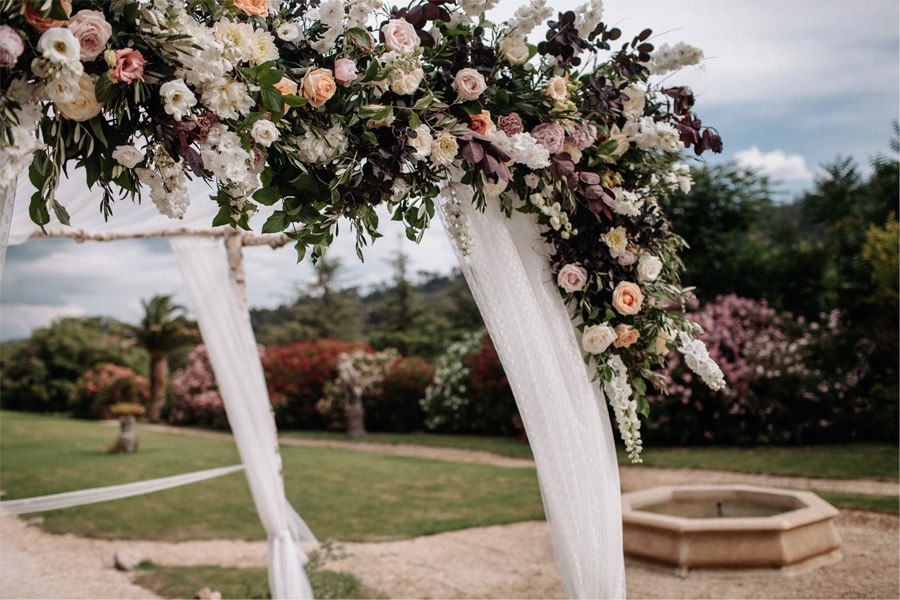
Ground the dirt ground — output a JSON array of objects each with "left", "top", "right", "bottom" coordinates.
[{"left": 1, "top": 509, "right": 897, "bottom": 599}]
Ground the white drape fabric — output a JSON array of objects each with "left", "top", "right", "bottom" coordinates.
[
  {"left": 0, "top": 183, "right": 15, "bottom": 282},
  {"left": 171, "top": 237, "right": 315, "bottom": 600},
  {"left": 440, "top": 185, "right": 626, "bottom": 599},
  {"left": 0, "top": 464, "right": 243, "bottom": 516}
]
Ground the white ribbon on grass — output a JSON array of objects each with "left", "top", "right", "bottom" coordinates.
[
  {"left": 439, "top": 183, "right": 627, "bottom": 599},
  {"left": 0, "top": 464, "right": 244, "bottom": 517},
  {"left": 171, "top": 236, "right": 315, "bottom": 600}
]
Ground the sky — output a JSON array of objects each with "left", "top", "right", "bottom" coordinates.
[{"left": 1, "top": 0, "right": 898, "bottom": 341}]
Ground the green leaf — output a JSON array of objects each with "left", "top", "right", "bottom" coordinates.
[
  {"left": 282, "top": 94, "right": 307, "bottom": 107},
  {"left": 636, "top": 395, "right": 650, "bottom": 419},
  {"left": 94, "top": 75, "right": 119, "bottom": 104},
  {"left": 632, "top": 377, "right": 647, "bottom": 395},
  {"left": 262, "top": 210, "right": 289, "bottom": 233},
  {"left": 28, "top": 192, "right": 50, "bottom": 226},
  {"left": 51, "top": 199, "right": 70, "bottom": 225},
  {"left": 360, "top": 59, "right": 382, "bottom": 83},
  {"left": 408, "top": 112, "right": 421, "bottom": 129},
  {"left": 48, "top": 0, "right": 69, "bottom": 20},
  {"left": 345, "top": 27, "right": 372, "bottom": 50},
  {"left": 257, "top": 68, "right": 285, "bottom": 86},
  {"left": 252, "top": 186, "right": 280, "bottom": 206},
  {"left": 86, "top": 117, "right": 108, "bottom": 148},
  {"left": 259, "top": 86, "right": 284, "bottom": 113},
  {"left": 412, "top": 94, "right": 434, "bottom": 110},
  {"left": 460, "top": 101, "right": 483, "bottom": 115},
  {"left": 211, "top": 205, "right": 232, "bottom": 227}
]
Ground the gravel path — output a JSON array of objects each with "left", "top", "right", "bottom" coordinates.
[
  {"left": 2, "top": 511, "right": 897, "bottom": 599},
  {"left": 140, "top": 423, "right": 899, "bottom": 496}
]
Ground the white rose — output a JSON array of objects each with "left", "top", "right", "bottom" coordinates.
[
  {"left": 390, "top": 67, "right": 424, "bottom": 96},
  {"left": 37, "top": 27, "right": 80, "bottom": 64},
  {"left": 544, "top": 75, "right": 570, "bottom": 101},
  {"left": 637, "top": 254, "right": 663, "bottom": 282},
  {"left": 251, "top": 119, "right": 280, "bottom": 147},
  {"left": 112, "top": 145, "right": 144, "bottom": 168},
  {"left": 431, "top": 131, "right": 459, "bottom": 166},
  {"left": 557, "top": 264, "right": 588, "bottom": 293},
  {"left": 621, "top": 85, "right": 646, "bottom": 119},
  {"left": 381, "top": 19, "right": 420, "bottom": 54},
  {"left": 483, "top": 175, "right": 508, "bottom": 198},
  {"left": 57, "top": 73, "right": 102, "bottom": 122},
  {"left": 582, "top": 324, "right": 617, "bottom": 355},
  {"left": 601, "top": 226, "right": 628, "bottom": 258},
  {"left": 524, "top": 173, "right": 540, "bottom": 188},
  {"left": 160, "top": 79, "right": 197, "bottom": 121},
  {"left": 276, "top": 22, "right": 301, "bottom": 41},
  {"left": 452, "top": 68, "right": 487, "bottom": 101},
  {"left": 499, "top": 36, "right": 529, "bottom": 65},
  {"left": 408, "top": 124, "right": 433, "bottom": 160}
]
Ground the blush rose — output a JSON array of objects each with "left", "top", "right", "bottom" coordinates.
[{"left": 612, "top": 281, "right": 644, "bottom": 316}]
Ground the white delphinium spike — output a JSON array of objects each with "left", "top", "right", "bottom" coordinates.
[
  {"left": 677, "top": 332, "right": 726, "bottom": 390},
  {"left": 603, "top": 355, "right": 643, "bottom": 462}
]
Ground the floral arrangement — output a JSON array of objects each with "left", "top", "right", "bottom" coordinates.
[{"left": 0, "top": 0, "right": 726, "bottom": 461}]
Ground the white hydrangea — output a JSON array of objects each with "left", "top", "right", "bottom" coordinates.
[
  {"left": 489, "top": 131, "right": 551, "bottom": 170},
  {"left": 507, "top": 0, "right": 552, "bottom": 39},
  {"left": 201, "top": 77, "right": 253, "bottom": 120},
  {"left": 622, "top": 117, "right": 683, "bottom": 154},
  {"left": 346, "top": 0, "right": 382, "bottom": 30},
  {"left": 135, "top": 153, "right": 192, "bottom": 219},
  {"left": 608, "top": 187, "right": 644, "bottom": 217},
  {"left": 200, "top": 124, "right": 260, "bottom": 198},
  {"left": 677, "top": 332, "right": 726, "bottom": 391},
  {"left": 460, "top": 0, "right": 501, "bottom": 16},
  {"left": 648, "top": 42, "right": 704, "bottom": 76},
  {"left": 604, "top": 354, "right": 643, "bottom": 462},
  {"left": 574, "top": 0, "right": 604, "bottom": 39}
]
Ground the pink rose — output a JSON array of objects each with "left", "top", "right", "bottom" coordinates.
[
  {"left": 557, "top": 264, "right": 588, "bottom": 293},
  {"left": 381, "top": 19, "right": 420, "bottom": 54},
  {"left": 612, "top": 281, "right": 644, "bottom": 316},
  {"left": 0, "top": 25, "right": 24, "bottom": 68},
  {"left": 566, "top": 122, "right": 597, "bottom": 151},
  {"left": 67, "top": 10, "right": 111, "bottom": 61},
  {"left": 23, "top": 0, "right": 71, "bottom": 33},
  {"left": 468, "top": 110, "right": 493, "bottom": 136},
  {"left": 617, "top": 250, "right": 636, "bottom": 267},
  {"left": 300, "top": 67, "right": 336, "bottom": 108},
  {"left": 452, "top": 68, "right": 487, "bottom": 101},
  {"left": 497, "top": 113, "right": 524, "bottom": 136},
  {"left": 334, "top": 58, "right": 358, "bottom": 86},
  {"left": 112, "top": 48, "right": 144, "bottom": 85},
  {"left": 233, "top": 0, "right": 269, "bottom": 17},
  {"left": 613, "top": 324, "right": 640, "bottom": 349},
  {"left": 531, "top": 123, "right": 565, "bottom": 154}
]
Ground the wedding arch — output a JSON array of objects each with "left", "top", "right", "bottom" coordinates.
[{"left": 0, "top": 0, "right": 727, "bottom": 598}]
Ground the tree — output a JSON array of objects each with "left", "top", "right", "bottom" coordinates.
[{"left": 130, "top": 295, "right": 198, "bottom": 423}]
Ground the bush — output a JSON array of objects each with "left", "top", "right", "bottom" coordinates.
[
  {"left": 263, "top": 339, "right": 369, "bottom": 429},
  {"left": 422, "top": 331, "right": 522, "bottom": 436},
  {"left": 168, "top": 345, "right": 234, "bottom": 429},
  {"left": 0, "top": 317, "right": 148, "bottom": 413},
  {"left": 647, "top": 295, "right": 884, "bottom": 445},
  {"left": 366, "top": 357, "right": 434, "bottom": 432},
  {"left": 71, "top": 363, "right": 150, "bottom": 419}
]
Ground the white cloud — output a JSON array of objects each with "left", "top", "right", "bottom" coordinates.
[
  {"left": 734, "top": 146, "right": 814, "bottom": 182},
  {"left": 0, "top": 303, "right": 85, "bottom": 340}
]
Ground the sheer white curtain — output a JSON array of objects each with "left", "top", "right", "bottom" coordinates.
[
  {"left": 171, "top": 237, "right": 315, "bottom": 600},
  {"left": 440, "top": 185, "right": 626, "bottom": 599},
  {"left": 0, "top": 184, "right": 15, "bottom": 282}
]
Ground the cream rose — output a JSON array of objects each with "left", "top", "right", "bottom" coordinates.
[
  {"left": 274, "top": 77, "right": 298, "bottom": 96},
  {"left": 613, "top": 324, "right": 640, "bottom": 349},
  {"left": 653, "top": 328, "right": 675, "bottom": 355},
  {"left": 391, "top": 67, "right": 424, "bottom": 96},
  {"left": 607, "top": 124, "right": 630, "bottom": 158},
  {"left": 612, "top": 281, "right": 644, "bottom": 316},
  {"left": 67, "top": 10, "right": 111, "bottom": 61},
  {"left": 601, "top": 226, "right": 628, "bottom": 258},
  {"left": 381, "top": 19, "right": 420, "bottom": 54},
  {"left": 234, "top": 0, "right": 269, "bottom": 17},
  {"left": 431, "top": 131, "right": 459, "bottom": 166},
  {"left": 582, "top": 324, "right": 617, "bottom": 355},
  {"left": 637, "top": 254, "right": 663, "bottom": 282},
  {"left": 408, "top": 124, "right": 433, "bottom": 160},
  {"left": 557, "top": 264, "right": 588, "bottom": 293},
  {"left": 544, "top": 75, "right": 570, "bottom": 101},
  {"left": 622, "top": 85, "right": 646, "bottom": 119},
  {"left": 499, "top": 36, "right": 529, "bottom": 65},
  {"left": 300, "top": 67, "right": 336, "bottom": 108},
  {"left": 57, "top": 73, "right": 102, "bottom": 122},
  {"left": 112, "top": 145, "right": 144, "bottom": 168},
  {"left": 251, "top": 119, "right": 279, "bottom": 147},
  {"left": 483, "top": 176, "right": 508, "bottom": 198},
  {"left": 452, "top": 68, "right": 487, "bottom": 101}
]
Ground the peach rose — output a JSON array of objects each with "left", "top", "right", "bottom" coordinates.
[
  {"left": 611, "top": 281, "right": 644, "bottom": 316},
  {"left": 23, "top": 0, "right": 71, "bottom": 32},
  {"left": 334, "top": 58, "right": 357, "bottom": 86},
  {"left": 67, "top": 10, "right": 111, "bottom": 60},
  {"left": 381, "top": 19, "right": 420, "bottom": 54},
  {"left": 557, "top": 264, "right": 588, "bottom": 293},
  {"left": 468, "top": 110, "right": 493, "bottom": 136},
  {"left": 613, "top": 324, "right": 640, "bottom": 349},
  {"left": 300, "top": 68, "right": 336, "bottom": 108},
  {"left": 233, "top": 0, "right": 269, "bottom": 17},
  {"left": 57, "top": 73, "right": 102, "bottom": 122},
  {"left": 452, "top": 68, "right": 487, "bottom": 101},
  {"left": 274, "top": 76, "right": 298, "bottom": 96},
  {"left": 112, "top": 48, "right": 144, "bottom": 84}
]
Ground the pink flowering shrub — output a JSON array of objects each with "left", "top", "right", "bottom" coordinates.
[
  {"left": 169, "top": 344, "right": 260, "bottom": 429},
  {"left": 648, "top": 295, "right": 869, "bottom": 444},
  {"left": 72, "top": 363, "right": 150, "bottom": 419}
]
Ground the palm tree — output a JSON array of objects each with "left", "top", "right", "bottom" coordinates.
[{"left": 131, "top": 295, "right": 199, "bottom": 423}]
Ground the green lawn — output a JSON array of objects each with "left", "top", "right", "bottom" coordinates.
[
  {"left": 281, "top": 429, "right": 535, "bottom": 458},
  {"left": 0, "top": 411, "right": 544, "bottom": 541}
]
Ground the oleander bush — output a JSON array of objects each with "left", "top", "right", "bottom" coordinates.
[{"left": 71, "top": 363, "right": 150, "bottom": 419}]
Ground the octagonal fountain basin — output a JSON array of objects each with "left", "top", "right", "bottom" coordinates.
[{"left": 622, "top": 485, "right": 842, "bottom": 576}]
